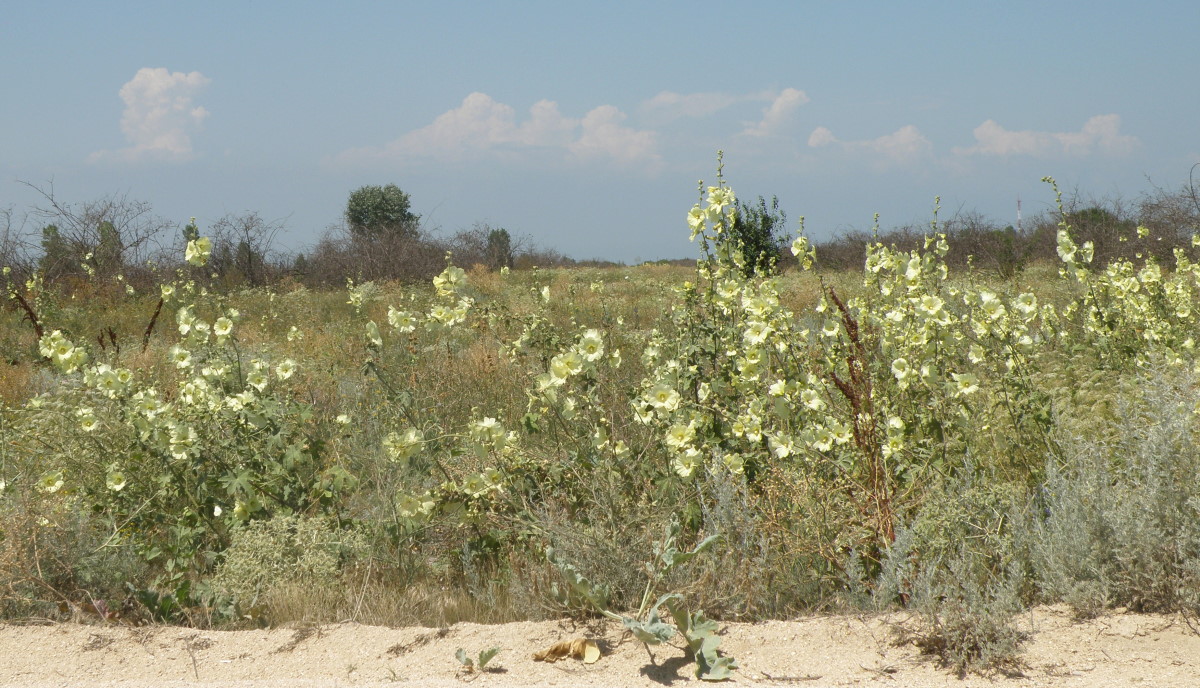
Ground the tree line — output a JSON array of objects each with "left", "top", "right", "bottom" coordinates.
[
  {"left": 3, "top": 178, "right": 1199, "bottom": 294},
  {"left": 0, "top": 183, "right": 580, "bottom": 293}
]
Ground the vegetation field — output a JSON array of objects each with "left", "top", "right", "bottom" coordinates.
[{"left": 4, "top": 172, "right": 1200, "bottom": 678}]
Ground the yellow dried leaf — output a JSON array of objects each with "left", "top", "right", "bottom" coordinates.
[
  {"left": 580, "top": 639, "right": 601, "bottom": 664},
  {"left": 532, "top": 637, "right": 601, "bottom": 664}
]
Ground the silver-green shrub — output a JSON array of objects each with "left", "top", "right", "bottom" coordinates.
[
  {"left": 864, "top": 465, "right": 1030, "bottom": 676},
  {"left": 1033, "top": 363, "right": 1200, "bottom": 617},
  {"left": 212, "top": 515, "right": 367, "bottom": 615}
]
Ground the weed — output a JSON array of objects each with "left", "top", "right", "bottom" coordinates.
[{"left": 455, "top": 647, "right": 500, "bottom": 673}]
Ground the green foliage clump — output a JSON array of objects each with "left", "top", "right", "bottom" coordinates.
[
  {"left": 212, "top": 515, "right": 367, "bottom": 617},
  {"left": 486, "top": 227, "right": 514, "bottom": 271},
  {"left": 725, "top": 195, "right": 787, "bottom": 276},
  {"left": 455, "top": 646, "right": 500, "bottom": 673},
  {"left": 902, "top": 547, "right": 1027, "bottom": 678},
  {"left": 345, "top": 184, "right": 420, "bottom": 241},
  {"left": 856, "top": 467, "right": 1031, "bottom": 677}
]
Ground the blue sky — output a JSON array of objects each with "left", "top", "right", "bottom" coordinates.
[{"left": 2, "top": 1, "right": 1197, "bottom": 263}]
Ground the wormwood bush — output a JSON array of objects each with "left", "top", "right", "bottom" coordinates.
[
  {"left": 901, "top": 544, "right": 1027, "bottom": 678},
  {"left": 690, "top": 467, "right": 772, "bottom": 618},
  {"left": 529, "top": 477, "right": 675, "bottom": 614},
  {"left": 1033, "top": 363, "right": 1200, "bottom": 618},
  {"left": 859, "top": 465, "right": 1030, "bottom": 677},
  {"left": 212, "top": 515, "right": 367, "bottom": 619}
]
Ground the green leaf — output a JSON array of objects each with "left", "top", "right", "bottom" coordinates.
[
  {"left": 622, "top": 610, "right": 676, "bottom": 645},
  {"left": 697, "top": 654, "right": 738, "bottom": 681},
  {"left": 666, "top": 533, "right": 722, "bottom": 569},
  {"left": 687, "top": 613, "right": 720, "bottom": 641},
  {"left": 664, "top": 596, "right": 689, "bottom": 635},
  {"left": 477, "top": 647, "right": 500, "bottom": 669},
  {"left": 663, "top": 601, "right": 737, "bottom": 681},
  {"left": 455, "top": 648, "right": 472, "bottom": 669},
  {"left": 521, "top": 412, "right": 541, "bottom": 433},
  {"left": 546, "top": 547, "right": 610, "bottom": 613},
  {"left": 653, "top": 592, "right": 683, "bottom": 612}
]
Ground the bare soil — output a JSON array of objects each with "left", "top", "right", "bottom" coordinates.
[{"left": 2, "top": 605, "right": 1198, "bottom": 687}]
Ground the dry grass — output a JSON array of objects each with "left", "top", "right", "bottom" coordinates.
[{"left": 0, "top": 362, "right": 35, "bottom": 406}]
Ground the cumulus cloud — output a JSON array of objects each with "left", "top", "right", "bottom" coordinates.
[
  {"left": 953, "top": 115, "right": 1138, "bottom": 157},
  {"left": 516, "top": 99, "right": 579, "bottom": 146},
  {"left": 807, "top": 126, "right": 837, "bottom": 148},
  {"left": 569, "top": 105, "right": 659, "bottom": 164},
  {"left": 807, "top": 124, "right": 932, "bottom": 161},
  {"left": 340, "top": 92, "right": 658, "bottom": 167},
  {"left": 375, "top": 93, "right": 576, "bottom": 157},
  {"left": 739, "top": 88, "right": 810, "bottom": 137},
  {"left": 90, "top": 67, "right": 211, "bottom": 163}
]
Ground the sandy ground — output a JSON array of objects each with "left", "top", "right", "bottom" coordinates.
[{"left": 2, "top": 606, "right": 1198, "bottom": 687}]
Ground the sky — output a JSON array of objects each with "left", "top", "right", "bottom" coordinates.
[{"left": 2, "top": 1, "right": 1198, "bottom": 263}]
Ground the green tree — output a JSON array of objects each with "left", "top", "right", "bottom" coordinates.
[
  {"left": 182, "top": 218, "right": 200, "bottom": 244},
  {"left": 985, "top": 225, "right": 1025, "bottom": 279},
  {"left": 725, "top": 195, "right": 788, "bottom": 276},
  {"left": 292, "top": 252, "right": 309, "bottom": 277},
  {"left": 486, "top": 227, "right": 514, "bottom": 270},
  {"left": 39, "top": 224, "right": 72, "bottom": 279},
  {"left": 1067, "top": 206, "right": 1139, "bottom": 264},
  {"left": 95, "top": 220, "right": 123, "bottom": 276},
  {"left": 235, "top": 240, "right": 264, "bottom": 285},
  {"left": 345, "top": 184, "right": 420, "bottom": 241}
]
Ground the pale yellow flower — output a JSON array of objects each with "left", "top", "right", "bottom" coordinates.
[
  {"left": 37, "top": 469, "right": 64, "bottom": 494},
  {"left": 275, "top": 359, "right": 297, "bottom": 380},
  {"left": 576, "top": 329, "right": 605, "bottom": 361},
  {"left": 185, "top": 237, "right": 212, "bottom": 266},
  {"left": 213, "top": 316, "right": 234, "bottom": 338}
]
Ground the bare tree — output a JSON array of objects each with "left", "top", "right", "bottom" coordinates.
[
  {"left": 20, "top": 181, "right": 176, "bottom": 281},
  {"left": 1138, "top": 175, "right": 1200, "bottom": 243},
  {"left": 302, "top": 222, "right": 447, "bottom": 285},
  {"left": 0, "top": 206, "right": 34, "bottom": 277},
  {"left": 207, "top": 211, "right": 286, "bottom": 286}
]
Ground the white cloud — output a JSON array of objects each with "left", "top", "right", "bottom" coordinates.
[
  {"left": 807, "top": 124, "right": 932, "bottom": 162},
  {"left": 90, "top": 67, "right": 211, "bottom": 163},
  {"left": 401, "top": 92, "right": 519, "bottom": 154},
  {"left": 868, "top": 125, "right": 932, "bottom": 159},
  {"left": 340, "top": 92, "right": 658, "bottom": 167},
  {"left": 377, "top": 93, "right": 577, "bottom": 157},
  {"left": 807, "top": 126, "right": 837, "bottom": 148},
  {"left": 569, "top": 105, "right": 659, "bottom": 165},
  {"left": 516, "top": 99, "right": 578, "bottom": 146},
  {"left": 739, "top": 88, "right": 809, "bottom": 137},
  {"left": 953, "top": 115, "right": 1138, "bottom": 157}
]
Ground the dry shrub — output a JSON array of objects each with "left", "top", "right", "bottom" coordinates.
[
  {"left": 732, "top": 466, "right": 855, "bottom": 615},
  {"left": 0, "top": 489, "right": 145, "bottom": 619}
]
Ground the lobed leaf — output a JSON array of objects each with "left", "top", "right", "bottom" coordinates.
[{"left": 622, "top": 610, "right": 676, "bottom": 645}]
